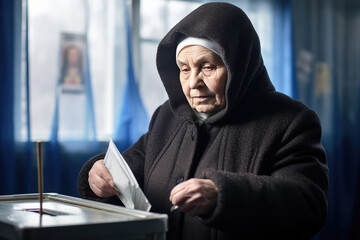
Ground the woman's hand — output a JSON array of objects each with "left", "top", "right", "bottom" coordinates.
[
  {"left": 88, "top": 160, "right": 119, "bottom": 198},
  {"left": 169, "top": 178, "right": 218, "bottom": 217}
]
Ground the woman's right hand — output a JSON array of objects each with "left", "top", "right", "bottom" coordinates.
[{"left": 88, "top": 160, "right": 120, "bottom": 197}]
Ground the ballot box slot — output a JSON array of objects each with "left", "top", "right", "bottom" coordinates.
[
  {"left": 47, "top": 194, "right": 151, "bottom": 219},
  {"left": 23, "top": 208, "right": 70, "bottom": 216}
]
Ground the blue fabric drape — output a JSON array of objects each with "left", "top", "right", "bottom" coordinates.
[
  {"left": 113, "top": 3, "right": 149, "bottom": 152},
  {"left": 350, "top": 88, "right": 360, "bottom": 239},
  {"left": 0, "top": 0, "right": 16, "bottom": 194},
  {"left": 293, "top": 0, "right": 360, "bottom": 239},
  {"left": 84, "top": 45, "right": 97, "bottom": 140},
  {"left": 49, "top": 78, "right": 61, "bottom": 192},
  {"left": 273, "top": 0, "right": 298, "bottom": 99},
  {"left": 0, "top": 0, "right": 38, "bottom": 195},
  {"left": 23, "top": 0, "right": 35, "bottom": 194}
]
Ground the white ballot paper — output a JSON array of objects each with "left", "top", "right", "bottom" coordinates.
[{"left": 103, "top": 139, "right": 151, "bottom": 212}]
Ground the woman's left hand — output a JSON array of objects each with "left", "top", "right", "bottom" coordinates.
[{"left": 169, "top": 178, "right": 218, "bottom": 217}]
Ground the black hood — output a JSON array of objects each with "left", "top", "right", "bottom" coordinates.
[{"left": 156, "top": 2, "right": 275, "bottom": 124}]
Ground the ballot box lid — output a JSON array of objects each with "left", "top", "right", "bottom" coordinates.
[{"left": 0, "top": 193, "right": 168, "bottom": 240}]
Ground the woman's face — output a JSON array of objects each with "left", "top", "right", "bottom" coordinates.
[
  {"left": 177, "top": 45, "right": 227, "bottom": 115},
  {"left": 68, "top": 47, "right": 80, "bottom": 66}
]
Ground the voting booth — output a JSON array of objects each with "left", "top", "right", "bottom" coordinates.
[{"left": 0, "top": 193, "right": 168, "bottom": 240}]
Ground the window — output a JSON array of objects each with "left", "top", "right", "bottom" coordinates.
[{"left": 19, "top": 0, "right": 127, "bottom": 141}]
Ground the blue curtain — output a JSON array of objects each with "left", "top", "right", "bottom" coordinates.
[
  {"left": 0, "top": 0, "right": 35, "bottom": 195},
  {"left": 293, "top": 0, "right": 360, "bottom": 239},
  {"left": 272, "top": 0, "right": 298, "bottom": 99},
  {"left": 113, "top": 2, "right": 149, "bottom": 152},
  {"left": 0, "top": 0, "right": 17, "bottom": 194}
]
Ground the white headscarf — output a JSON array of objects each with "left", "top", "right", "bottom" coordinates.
[{"left": 176, "top": 37, "right": 221, "bottom": 60}]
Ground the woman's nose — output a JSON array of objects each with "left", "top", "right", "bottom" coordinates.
[{"left": 189, "top": 71, "right": 204, "bottom": 89}]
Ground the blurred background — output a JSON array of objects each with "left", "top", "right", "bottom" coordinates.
[{"left": 0, "top": 0, "right": 359, "bottom": 239}]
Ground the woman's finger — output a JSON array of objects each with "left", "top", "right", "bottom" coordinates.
[
  {"left": 169, "top": 181, "right": 189, "bottom": 202},
  {"left": 169, "top": 178, "right": 218, "bottom": 216},
  {"left": 178, "top": 192, "right": 202, "bottom": 212}
]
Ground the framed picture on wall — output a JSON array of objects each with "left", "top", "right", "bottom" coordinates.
[{"left": 59, "top": 33, "right": 87, "bottom": 93}]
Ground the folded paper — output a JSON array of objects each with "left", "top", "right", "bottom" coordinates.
[{"left": 104, "top": 140, "right": 151, "bottom": 211}]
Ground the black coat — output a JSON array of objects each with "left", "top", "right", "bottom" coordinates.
[{"left": 78, "top": 3, "right": 328, "bottom": 240}]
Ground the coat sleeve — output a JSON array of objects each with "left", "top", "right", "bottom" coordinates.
[
  {"left": 77, "top": 105, "right": 164, "bottom": 204},
  {"left": 201, "top": 108, "right": 328, "bottom": 239}
]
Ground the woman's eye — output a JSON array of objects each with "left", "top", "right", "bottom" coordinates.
[
  {"left": 181, "top": 67, "right": 190, "bottom": 73},
  {"left": 202, "top": 65, "right": 215, "bottom": 74}
]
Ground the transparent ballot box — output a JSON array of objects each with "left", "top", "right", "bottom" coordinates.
[{"left": 0, "top": 193, "right": 167, "bottom": 240}]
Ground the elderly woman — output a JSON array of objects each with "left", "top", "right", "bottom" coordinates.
[{"left": 78, "top": 2, "right": 328, "bottom": 239}]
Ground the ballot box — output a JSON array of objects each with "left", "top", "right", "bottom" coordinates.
[{"left": 0, "top": 193, "right": 167, "bottom": 240}]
